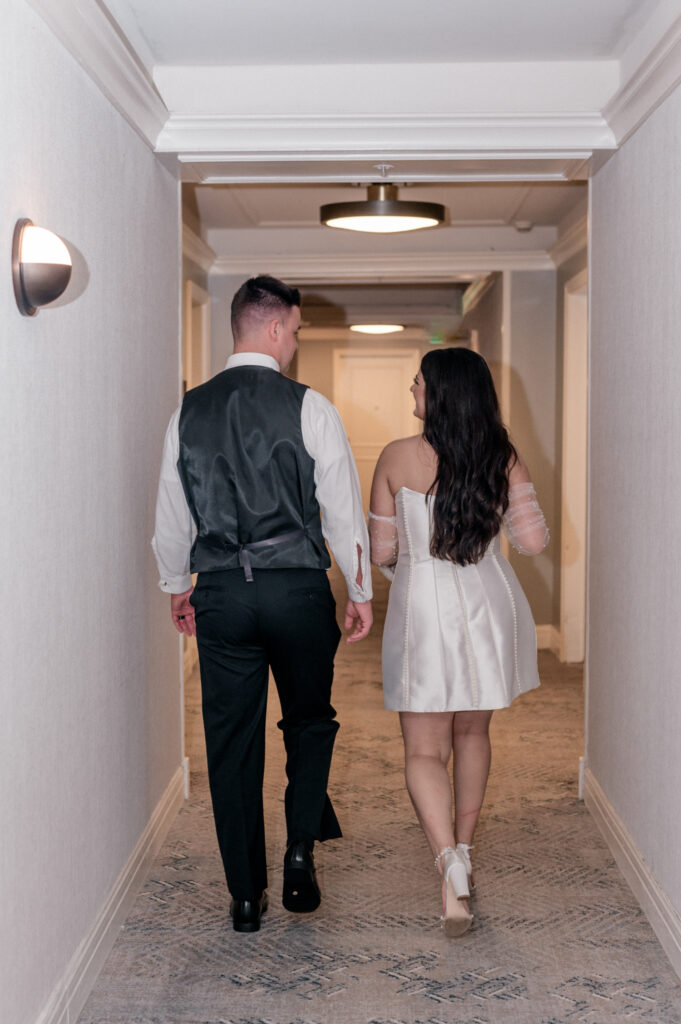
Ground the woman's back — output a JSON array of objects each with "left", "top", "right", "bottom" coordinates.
[
  {"left": 374, "top": 433, "right": 437, "bottom": 498},
  {"left": 370, "top": 433, "right": 548, "bottom": 563}
]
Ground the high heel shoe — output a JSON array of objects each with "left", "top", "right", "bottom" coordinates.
[
  {"left": 435, "top": 847, "right": 473, "bottom": 937},
  {"left": 456, "top": 842, "right": 475, "bottom": 894}
]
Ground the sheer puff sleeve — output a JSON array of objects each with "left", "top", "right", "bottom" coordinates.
[
  {"left": 503, "top": 482, "right": 549, "bottom": 555},
  {"left": 369, "top": 511, "right": 399, "bottom": 581}
]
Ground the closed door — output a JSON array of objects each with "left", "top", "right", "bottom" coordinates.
[{"left": 333, "top": 348, "right": 421, "bottom": 509}]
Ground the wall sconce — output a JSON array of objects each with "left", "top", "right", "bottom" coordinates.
[{"left": 12, "top": 219, "right": 72, "bottom": 316}]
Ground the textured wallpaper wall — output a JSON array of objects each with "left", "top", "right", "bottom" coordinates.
[
  {"left": 508, "top": 270, "right": 557, "bottom": 625},
  {"left": 590, "top": 83, "right": 681, "bottom": 914},
  {"left": 0, "top": 4, "right": 181, "bottom": 1022}
]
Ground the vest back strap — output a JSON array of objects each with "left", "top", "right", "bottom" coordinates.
[{"left": 227, "top": 529, "right": 306, "bottom": 582}]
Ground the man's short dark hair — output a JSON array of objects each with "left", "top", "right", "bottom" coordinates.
[{"left": 231, "top": 276, "right": 301, "bottom": 341}]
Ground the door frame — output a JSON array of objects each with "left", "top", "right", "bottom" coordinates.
[
  {"left": 179, "top": 279, "right": 211, "bottom": 795},
  {"left": 560, "top": 268, "right": 588, "bottom": 663},
  {"left": 182, "top": 280, "right": 211, "bottom": 393}
]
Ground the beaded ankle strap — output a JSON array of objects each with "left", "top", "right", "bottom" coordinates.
[{"left": 434, "top": 846, "right": 456, "bottom": 868}]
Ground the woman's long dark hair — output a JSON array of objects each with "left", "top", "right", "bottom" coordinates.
[{"left": 421, "top": 348, "right": 517, "bottom": 566}]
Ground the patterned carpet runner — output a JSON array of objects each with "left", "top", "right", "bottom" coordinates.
[{"left": 78, "top": 570, "right": 681, "bottom": 1023}]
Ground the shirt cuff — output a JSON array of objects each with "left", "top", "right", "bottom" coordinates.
[
  {"left": 346, "top": 582, "right": 373, "bottom": 602},
  {"left": 158, "top": 574, "right": 193, "bottom": 594}
]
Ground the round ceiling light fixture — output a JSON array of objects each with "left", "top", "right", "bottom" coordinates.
[
  {"left": 321, "top": 184, "right": 445, "bottom": 234},
  {"left": 350, "top": 324, "right": 405, "bottom": 335}
]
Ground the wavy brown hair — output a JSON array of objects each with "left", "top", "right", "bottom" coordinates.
[{"left": 421, "top": 348, "right": 517, "bottom": 566}]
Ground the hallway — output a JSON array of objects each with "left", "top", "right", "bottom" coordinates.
[{"left": 77, "top": 570, "right": 681, "bottom": 1024}]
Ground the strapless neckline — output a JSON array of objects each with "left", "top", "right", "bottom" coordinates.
[{"left": 397, "top": 485, "right": 433, "bottom": 499}]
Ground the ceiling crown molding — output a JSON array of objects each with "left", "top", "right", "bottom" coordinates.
[
  {"left": 604, "top": 12, "right": 681, "bottom": 146},
  {"left": 182, "top": 225, "right": 216, "bottom": 273},
  {"left": 27, "top": 1, "right": 681, "bottom": 173},
  {"left": 26, "top": 0, "right": 168, "bottom": 148},
  {"left": 157, "top": 112, "right": 614, "bottom": 168},
  {"left": 211, "top": 251, "right": 554, "bottom": 284}
]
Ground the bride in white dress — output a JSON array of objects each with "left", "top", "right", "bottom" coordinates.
[{"left": 369, "top": 348, "right": 548, "bottom": 937}]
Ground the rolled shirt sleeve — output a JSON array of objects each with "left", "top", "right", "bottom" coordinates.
[
  {"left": 301, "top": 389, "right": 373, "bottom": 603},
  {"left": 151, "top": 407, "right": 195, "bottom": 593}
]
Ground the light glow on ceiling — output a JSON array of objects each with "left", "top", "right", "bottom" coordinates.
[{"left": 350, "top": 324, "right": 405, "bottom": 335}]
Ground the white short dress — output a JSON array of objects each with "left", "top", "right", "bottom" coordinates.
[{"left": 373, "top": 485, "right": 547, "bottom": 713}]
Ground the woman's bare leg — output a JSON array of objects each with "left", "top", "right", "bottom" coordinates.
[
  {"left": 399, "top": 711, "right": 455, "bottom": 858},
  {"left": 400, "top": 711, "right": 474, "bottom": 920},
  {"left": 451, "top": 710, "right": 493, "bottom": 847}
]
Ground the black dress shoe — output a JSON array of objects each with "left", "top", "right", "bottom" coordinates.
[
  {"left": 283, "top": 841, "right": 321, "bottom": 913},
  {"left": 229, "top": 892, "right": 268, "bottom": 933}
]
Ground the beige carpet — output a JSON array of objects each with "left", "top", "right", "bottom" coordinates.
[{"left": 77, "top": 569, "right": 681, "bottom": 1023}]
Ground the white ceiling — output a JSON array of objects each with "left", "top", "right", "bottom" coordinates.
[
  {"left": 60, "top": 0, "right": 671, "bottom": 320},
  {"left": 299, "top": 282, "right": 468, "bottom": 338},
  {"left": 103, "top": 0, "right": 657, "bottom": 69},
  {"left": 189, "top": 181, "right": 586, "bottom": 231}
]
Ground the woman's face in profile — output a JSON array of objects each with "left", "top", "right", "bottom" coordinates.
[{"left": 410, "top": 370, "right": 426, "bottom": 420}]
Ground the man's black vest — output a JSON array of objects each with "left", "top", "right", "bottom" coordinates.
[{"left": 177, "top": 365, "right": 330, "bottom": 575}]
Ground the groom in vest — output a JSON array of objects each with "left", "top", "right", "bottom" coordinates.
[{"left": 152, "top": 275, "right": 373, "bottom": 932}]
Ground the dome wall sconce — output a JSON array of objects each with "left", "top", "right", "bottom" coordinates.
[
  {"left": 321, "top": 184, "right": 445, "bottom": 234},
  {"left": 12, "top": 219, "right": 73, "bottom": 316}
]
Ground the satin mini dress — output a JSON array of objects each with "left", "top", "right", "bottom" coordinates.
[{"left": 381, "top": 487, "right": 540, "bottom": 712}]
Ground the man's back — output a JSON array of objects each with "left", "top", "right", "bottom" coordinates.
[{"left": 178, "top": 365, "right": 329, "bottom": 575}]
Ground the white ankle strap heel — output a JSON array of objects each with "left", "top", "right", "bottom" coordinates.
[
  {"left": 455, "top": 843, "right": 475, "bottom": 891},
  {"left": 435, "top": 846, "right": 473, "bottom": 937},
  {"left": 435, "top": 846, "right": 470, "bottom": 899}
]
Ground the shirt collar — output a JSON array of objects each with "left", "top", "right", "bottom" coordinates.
[{"left": 225, "top": 352, "right": 280, "bottom": 372}]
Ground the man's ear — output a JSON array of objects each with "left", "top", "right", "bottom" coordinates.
[{"left": 267, "top": 317, "right": 280, "bottom": 343}]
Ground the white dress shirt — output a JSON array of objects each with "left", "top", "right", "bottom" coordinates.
[{"left": 152, "top": 353, "right": 372, "bottom": 603}]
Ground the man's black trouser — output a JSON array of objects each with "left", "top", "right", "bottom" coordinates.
[{"left": 190, "top": 567, "right": 342, "bottom": 900}]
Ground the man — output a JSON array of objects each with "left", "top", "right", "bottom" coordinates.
[{"left": 152, "top": 275, "right": 372, "bottom": 933}]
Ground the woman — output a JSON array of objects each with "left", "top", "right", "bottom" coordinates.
[{"left": 369, "top": 348, "right": 548, "bottom": 937}]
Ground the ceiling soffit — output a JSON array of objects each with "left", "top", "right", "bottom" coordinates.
[
  {"left": 26, "top": 0, "right": 681, "bottom": 181},
  {"left": 99, "top": 0, "right": 659, "bottom": 67}
]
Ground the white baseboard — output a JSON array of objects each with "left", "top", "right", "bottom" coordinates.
[
  {"left": 536, "top": 623, "right": 561, "bottom": 656},
  {"left": 35, "top": 766, "right": 186, "bottom": 1024},
  {"left": 584, "top": 767, "right": 681, "bottom": 980}
]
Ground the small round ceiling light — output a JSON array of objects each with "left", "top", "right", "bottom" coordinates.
[
  {"left": 321, "top": 184, "right": 445, "bottom": 234},
  {"left": 12, "top": 219, "right": 72, "bottom": 316},
  {"left": 350, "top": 324, "right": 405, "bottom": 335}
]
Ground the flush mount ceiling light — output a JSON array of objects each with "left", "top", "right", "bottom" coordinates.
[
  {"left": 321, "top": 184, "right": 445, "bottom": 234},
  {"left": 12, "top": 219, "right": 72, "bottom": 316},
  {"left": 350, "top": 324, "right": 405, "bottom": 335}
]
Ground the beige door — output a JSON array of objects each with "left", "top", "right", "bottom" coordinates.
[{"left": 333, "top": 348, "right": 421, "bottom": 509}]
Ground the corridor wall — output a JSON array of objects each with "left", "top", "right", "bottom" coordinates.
[
  {"left": 589, "top": 81, "right": 681, "bottom": 971},
  {"left": 462, "top": 270, "right": 558, "bottom": 629},
  {"left": 208, "top": 273, "right": 244, "bottom": 375},
  {"left": 1, "top": 4, "right": 182, "bottom": 1023},
  {"left": 507, "top": 270, "right": 557, "bottom": 629}
]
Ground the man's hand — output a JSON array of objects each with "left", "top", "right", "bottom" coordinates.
[
  {"left": 344, "top": 599, "right": 373, "bottom": 643},
  {"left": 171, "top": 588, "right": 196, "bottom": 636}
]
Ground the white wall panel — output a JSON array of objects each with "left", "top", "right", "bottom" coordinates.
[
  {"left": 590, "top": 81, "right": 681, "bottom": 912},
  {"left": 508, "top": 270, "right": 558, "bottom": 625},
  {"left": 0, "top": 4, "right": 181, "bottom": 1022}
]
